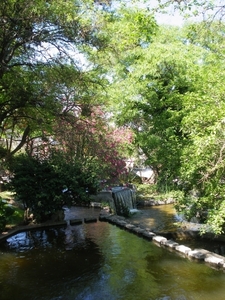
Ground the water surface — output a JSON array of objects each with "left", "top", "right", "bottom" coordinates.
[
  {"left": 130, "top": 204, "right": 179, "bottom": 232},
  {"left": 1, "top": 221, "right": 225, "bottom": 300}
]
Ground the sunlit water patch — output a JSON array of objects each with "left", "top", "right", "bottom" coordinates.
[{"left": 1, "top": 221, "right": 225, "bottom": 300}]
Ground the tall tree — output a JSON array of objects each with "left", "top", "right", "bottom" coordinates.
[
  {"left": 177, "top": 21, "right": 225, "bottom": 233},
  {"left": 101, "top": 24, "right": 205, "bottom": 185},
  {"left": 0, "top": 0, "right": 107, "bottom": 162}
]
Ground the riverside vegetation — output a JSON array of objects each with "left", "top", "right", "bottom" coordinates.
[{"left": 1, "top": 0, "right": 225, "bottom": 235}]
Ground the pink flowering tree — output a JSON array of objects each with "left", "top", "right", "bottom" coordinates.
[{"left": 47, "top": 105, "right": 134, "bottom": 185}]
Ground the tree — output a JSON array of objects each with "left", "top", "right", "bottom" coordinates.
[
  {"left": 175, "top": 21, "right": 225, "bottom": 233},
  {"left": 102, "top": 24, "right": 205, "bottom": 186},
  {"left": 91, "top": 1, "right": 225, "bottom": 233},
  {"left": 0, "top": 197, "right": 15, "bottom": 231},
  {"left": 0, "top": 0, "right": 107, "bottom": 163},
  {"left": 42, "top": 105, "right": 134, "bottom": 183}
]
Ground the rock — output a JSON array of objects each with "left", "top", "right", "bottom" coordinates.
[
  {"left": 188, "top": 248, "right": 210, "bottom": 261},
  {"left": 125, "top": 224, "right": 136, "bottom": 230},
  {"left": 142, "top": 231, "right": 155, "bottom": 240},
  {"left": 175, "top": 244, "right": 192, "bottom": 255},
  {"left": 163, "top": 239, "right": 179, "bottom": 249},
  {"left": 132, "top": 227, "right": 146, "bottom": 235},
  {"left": 204, "top": 253, "right": 225, "bottom": 268},
  {"left": 153, "top": 235, "right": 167, "bottom": 245},
  {"left": 84, "top": 217, "right": 97, "bottom": 223}
]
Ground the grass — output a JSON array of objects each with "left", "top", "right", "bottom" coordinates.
[
  {"left": 7, "top": 208, "right": 24, "bottom": 227},
  {"left": 0, "top": 190, "right": 24, "bottom": 228},
  {"left": 136, "top": 184, "right": 184, "bottom": 202}
]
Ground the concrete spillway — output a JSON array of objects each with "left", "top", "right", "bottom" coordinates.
[{"left": 112, "top": 188, "right": 136, "bottom": 216}]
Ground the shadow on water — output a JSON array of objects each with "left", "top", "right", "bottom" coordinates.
[
  {"left": 1, "top": 221, "right": 225, "bottom": 300},
  {"left": 1, "top": 206, "right": 225, "bottom": 299}
]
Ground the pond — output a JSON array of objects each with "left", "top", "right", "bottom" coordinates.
[{"left": 1, "top": 219, "right": 225, "bottom": 300}]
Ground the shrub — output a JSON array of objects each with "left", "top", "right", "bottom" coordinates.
[
  {"left": 8, "top": 153, "right": 99, "bottom": 222},
  {"left": 0, "top": 197, "right": 15, "bottom": 231}
]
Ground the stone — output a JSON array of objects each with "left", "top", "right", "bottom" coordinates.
[
  {"left": 163, "top": 239, "right": 179, "bottom": 249},
  {"left": 188, "top": 249, "right": 210, "bottom": 261},
  {"left": 204, "top": 253, "right": 225, "bottom": 268},
  {"left": 70, "top": 219, "right": 83, "bottom": 225},
  {"left": 175, "top": 245, "right": 192, "bottom": 255},
  {"left": 84, "top": 217, "right": 97, "bottom": 223},
  {"left": 114, "top": 220, "right": 127, "bottom": 228},
  {"left": 153, "top": 235, "right": 167, "bottom": 245},
  {"left": 125, "top": 224, "right": 136, "bottom": 230},
  {"left": 142, "top": 231, "right": 155, "bottom": 240},
  {"left": 132, "top": 227, "right": 145, "bottom": 234}
]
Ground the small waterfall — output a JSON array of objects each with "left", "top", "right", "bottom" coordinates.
[
  {"left": 112, "top": 188, "right": 136, "bottom": 216},
  {"left": 63, "top": 206, "right": 71, "bottom": 226}
]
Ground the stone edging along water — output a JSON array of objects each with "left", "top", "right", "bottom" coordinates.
[
  {"left": 0, "top": 217, "right": 98, "bottom": 241},
  {"left": 1, "top": 210, "right": 225, "bottom": 272},
  {"left": 99, "top": 212, "right": 225, "bottom": 272}
]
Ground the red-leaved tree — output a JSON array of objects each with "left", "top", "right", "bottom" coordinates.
[{"left": 27, "top": 105, "right": 133, "bottom": 184}]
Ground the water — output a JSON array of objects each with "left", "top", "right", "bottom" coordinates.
[
  {"left": 112, "top": 188, "right": 136, "bottom": 215},
  {"left": 1, "top": 221, "right": 225, "bottom": 300},
  {"left": 129, "top": 205, "right": 179, "bottom": 232},
  {"left": 130, "top": 205, "right": 225, "bottom": 256}
]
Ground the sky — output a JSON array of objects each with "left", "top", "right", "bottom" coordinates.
[
  {"left": 146, "top": 0, "right": 225, "bottom": 26},
  {"left": 138, "top": 0, "right": 185, "bottom": 26},
  {"left": 155, "top": 10, "right": 184, "bottom": 26}
]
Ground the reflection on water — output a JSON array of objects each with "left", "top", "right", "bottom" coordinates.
[
  {"left": 132, "top": 205, "right": 225, "bottom": 256},
  {"left": 1, "top": 221, "right": 225, "bottom": 300},
  {"left": 129, "top": 204, "right": 179, "bottom": 232}
]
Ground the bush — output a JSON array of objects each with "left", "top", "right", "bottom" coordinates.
[
  {"left": 8, "top": 153, "right": 99, "bottom": 222},
  {"left": 0, "top": 197, "right": 15, "bottom": 231},
  {"left": 136, "top": 184, "right": 158, "bottom": 197}
]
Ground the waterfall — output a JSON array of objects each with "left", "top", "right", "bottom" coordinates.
[
  {"left": 112, "top": 188, "right": 136, "bottom": 216},
  {"left": 63, "top": 206, "right": 71, "bottom": 226}
]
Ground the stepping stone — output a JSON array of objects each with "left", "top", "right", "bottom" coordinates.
[
  {"left": 188, "top": 248, "right": 210, "bottom": 261},
  {"left": 204, "top": 253, "right": 225, "bottom": 268},
  {"left": 70, "top": 219, "right": 83, "bottom": 225},
  {"left": 142, "top": 231, "right": 155, "bottom": 240},
  {"left": 175, "top": 244, "right": 191, "bottom": 255},
  {"left": 163, "top": 239, "right": 179, "bottom": 249},
  {"left": 84, "top": 218, "right": 97, "bottom": 223},
  {"left": 153, "top": 235, "right": 167, "bottom": 245}
]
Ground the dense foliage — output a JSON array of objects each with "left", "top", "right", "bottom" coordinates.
[
  {"left": 0, "top": 0, "right": 103, "bottom": 160},
  {"left": 92, "top": 1, "right": 225, "bottom": 234},
  {"left": 8, "top": 153, "right": 99, "bottom": 222},
  {"left": 0, "top": 197, "right": 15, "bottom": 231},
  {"left": 1, "top": 0, "right": 225, "bottom": 234},
  {"left": 0, "top": 0, "right": 134, "bottom": 226}
]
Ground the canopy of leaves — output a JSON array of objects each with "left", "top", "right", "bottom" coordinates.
[
  {"left": 0, "top": 0, "right": 108, "bottom": 163},
  {"left": 92, "top": 1, "right": 225, "bottom": 234},
  {"left": 2, "top": 0, "right": 225, "bottom": 235}
]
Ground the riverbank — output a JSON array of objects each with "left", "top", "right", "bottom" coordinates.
[
  {"left": 1, "top": 205, "right": 225, "bottom": 271},
  {"left": 0, "top": 206, "right": 102, "bottom": 241},
  {"left": 99, "top": 210, "right": 225, "bottom": 271}
]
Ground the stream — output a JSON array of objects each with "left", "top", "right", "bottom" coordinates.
[{"left": 1, "top": 205, "right": 225, "bottom": 300}]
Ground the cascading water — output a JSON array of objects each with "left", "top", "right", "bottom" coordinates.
[{"left": 112, "top": 187, "right": 136, "bottom": 216}]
